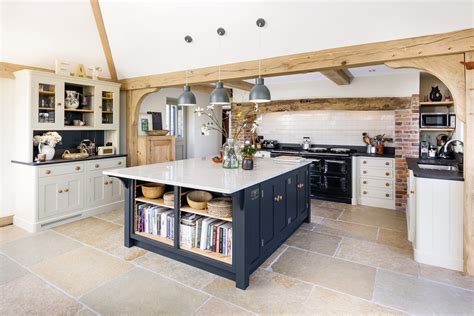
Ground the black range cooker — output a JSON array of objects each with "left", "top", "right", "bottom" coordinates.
[{"left": 270, "top": 146, "right": 354, "bottom": 204}]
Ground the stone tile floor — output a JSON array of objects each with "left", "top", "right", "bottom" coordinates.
[{"left": 1, "top": 200, "right": 473, "bottom": 315}]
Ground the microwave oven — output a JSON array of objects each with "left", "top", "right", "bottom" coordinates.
[{"left": 420, "top": 113, "right": 456, "bottom": 128}]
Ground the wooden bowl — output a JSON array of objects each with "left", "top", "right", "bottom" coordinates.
[
  {"left": 187, "top": 191, "right": 213, "bottom": 210},
  {"left": 146, "top": 130, "right": 169, "bottom": 136},
  {"left": 141, "top": 183, "right": 165, "bottom": 199}
]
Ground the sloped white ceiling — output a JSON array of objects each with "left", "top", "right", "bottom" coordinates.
[{"left": 1, "top": 0, "right": 473, "bottom": 80}]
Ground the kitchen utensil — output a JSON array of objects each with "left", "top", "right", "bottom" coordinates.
[
  {"left": 302, "top": 137, "right": 311, "bottom": 150},
  {"left": 187, "top": 191, "right": 213, "bottom": 210},
  {"left": 141, "top": 183, "right": 165, "bottom": 199}
]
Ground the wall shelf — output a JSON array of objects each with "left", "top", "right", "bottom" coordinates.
[
  {"left": 419, "top": 101, "right": 454, "bottom": 106},
  {"left": 65, "top": 109, "right": 94, "bottom": 113},
  {"left": 420, "top": 128, "right": 455, "bottom": 132}
]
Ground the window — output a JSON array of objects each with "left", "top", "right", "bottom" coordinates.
[{"left": 165, "top": 98, "right": 184, "bottom": 139}]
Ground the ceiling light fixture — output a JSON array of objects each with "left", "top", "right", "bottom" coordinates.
[
  {"left": 177, "top": 35, "right": 197, "bottom": 106},
  {"left": 249, "top": 18, "right": 271, "bottom": 104},
  {"left": 209, "top": 27, "right": 230, "bottom": 106}
]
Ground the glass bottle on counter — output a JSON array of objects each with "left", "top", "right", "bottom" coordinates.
[{"left": 222, "top": 139, "right": 240, "bottom": 169}]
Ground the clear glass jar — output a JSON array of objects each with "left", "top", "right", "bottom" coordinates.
[{"left": 222, "top": 139, "right": 240, "bottom": 169}]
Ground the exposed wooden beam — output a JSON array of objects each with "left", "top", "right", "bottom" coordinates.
[
  {"left": 223, "top": 80, "right": 254, "bottom": 91},
  {"left": 120, "top": 28, "right": 474, "bottom": 90},
  {"left": 464, "top": 52, "right": 474, "bottom": 275},
  {"left": 320, "top": 69, "right": 354, "bottom": 85},
  {"left": 0, "top": 61, "right": 116, "bottom": 82},
  {"left": 90, "top": 0, "right": 118, "bottom": 81},
  {"left": 233, "top": 97, "right": 411, "bottom": 112}
]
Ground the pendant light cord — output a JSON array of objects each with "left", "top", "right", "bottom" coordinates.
[
  {"left": 218, "top": 34, "right": 222, "bottom": 82},
  {"left": 258, "top": 25, "right": 262, "bottom": 78}
]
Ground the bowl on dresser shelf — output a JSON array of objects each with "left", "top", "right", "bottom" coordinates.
[
  {"left": 187, "top": 191, "right": 213, "bottom": 210},
  {"left": 142, "top": 183, "right": 165, "bottom": 199},
  {"left": 146, "top": 130, "right": 169, "bottom": 136},
  {"left": 208, "top": 197, "right": 232, "bottom": 218}
]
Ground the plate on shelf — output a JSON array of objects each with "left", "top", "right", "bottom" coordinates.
[{"left": 146, "top": 130, "right": 170, "bottom": 136}]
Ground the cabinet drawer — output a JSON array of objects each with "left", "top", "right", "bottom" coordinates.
[
  {"left": 85, "top": 158, "right": 125, "bottom": 171},
  {"left": 359, "top": 158, "right": 393, "bottom": 168},
  {"left": 359, "top": 167, "right": 393, "bottom": 179},
  {"left": 38, "top": 163, "right": 84, "bottom": 178},
  {"left": 360, "top": 177, "right": 393, "bottom": 189},
  {"left": 360, "top": 187, "right": 393, "bottom": 200}
]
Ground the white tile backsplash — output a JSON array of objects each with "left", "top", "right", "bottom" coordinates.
[{"left": 256, "top": 110, "right": 395, "bottom": 146}]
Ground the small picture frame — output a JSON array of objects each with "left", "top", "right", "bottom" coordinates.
[{"left": 138, "top": 113, "right": 153, "bottom": 136}]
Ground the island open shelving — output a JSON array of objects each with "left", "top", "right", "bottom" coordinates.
[{"left": 104, "top": 157, "right": 311, "bottom": 289}]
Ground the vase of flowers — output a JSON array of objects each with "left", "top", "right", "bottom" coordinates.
[
  {"left": 195, "top": 104, "right": 258, "bottom": 169},
  {"left": 242, "top": 142, "right": 257, "bottom": 170},
  {"left": 33, "top": 131, "right": 62, "bottom": 161}
]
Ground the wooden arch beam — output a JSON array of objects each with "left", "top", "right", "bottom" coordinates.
[
  {"left": 320, "top": 69, "right": 354, "bottom": 85},
  {"left": 126, "top": 88, "right": 160, "bottom": 166},
  {"left": 385, "top": 54, "right": 466, "bottom": 122}
]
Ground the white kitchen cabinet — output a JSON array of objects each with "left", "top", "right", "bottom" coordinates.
[
  {"left": 357, "top": 157, "right": 395, "bottom": 210},
  {"left": 38, "top": 174, "right": 84, "bottom": 220},
  {"left": 412, "top": 175, "right": 464, "bottom": 271},
  {"left": 31, "top": 77, "right": 64, "bottom": 130},
  {"left": 13, "top": 157, "right": 126, "bottom": 233},
  {"left": 95, "top": 85, "right": 119, "bottom": 130}
]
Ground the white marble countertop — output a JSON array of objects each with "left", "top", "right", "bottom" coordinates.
[{"left": 103, "top": 157, "right": 311, "bottom": 194}]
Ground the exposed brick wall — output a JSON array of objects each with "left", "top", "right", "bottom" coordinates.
[
  {"left": 230, "top": 105, "right": 256, "bottom": 144},
  {"left": 394, "top": 95, "right": 420, "bottom": 211}
]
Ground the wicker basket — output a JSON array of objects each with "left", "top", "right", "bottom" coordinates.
[
  {"left": 62, "top": 149, "right": 89, "bottom": 160},
  {"left": 208, "top": 197, "right": 232, "bottom": 218},
  {"left": 141, "top": 183, "right": 165, "bottom": 199},
  {"left": 187, "top": 191, "right": 213, "bottom": 210},
  {"left": 163, "top": 191, "right": 175, "bottom": 206}
]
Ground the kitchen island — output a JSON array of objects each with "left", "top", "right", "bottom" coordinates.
[{"left": 104, "top": 157, "right": 311, "bottom": 289}]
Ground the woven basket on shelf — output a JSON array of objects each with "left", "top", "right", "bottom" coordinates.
[
  {"left": 163, "top": 191, "right": 175, "bottom": 206},
  {"left": 207, "top": 197, "right": 232, "bottom": 218},
  {"left": 61, "top": 149, "right": 89, "bottom": 160}
]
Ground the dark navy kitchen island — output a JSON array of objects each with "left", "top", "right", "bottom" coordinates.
[{"left": 104, "top": 157, "right": 311, "bottom": 289}]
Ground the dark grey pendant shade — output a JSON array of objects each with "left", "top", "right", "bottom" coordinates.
[
  {"left": 249, "top": 77, "right": 271, "bottom": 103},
  {"left": 177, "top": 84, "right": 196, "bottom": 106},
  {"left": 209, "top": 81, "right": 230, "bottom": 105}
]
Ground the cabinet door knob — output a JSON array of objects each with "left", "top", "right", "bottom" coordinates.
[
  {"left": 118, "top": 161, "right": 122, "bottom": 165},
  {"left": 105, "top": 181, "right": 108, "bottom": 185},
  {"left": 64, "top": 188, "right": 69, "bottom": 192},
  {"left": 363, "top": 170, "right": 367, "bottom": 174},
  {"left": 385, "top": 193, "right": 390, "bottom": 197},
  {"left": 58, "top": 189, "right": 63, "bottom": 193},
  {"left": 45, "top": 170, "right": 51, "bottom": 175},
  {"left": 410, "top": 190, "right": 415, "bottom": 194},
  {"left": 95, "top": 164, "right": 100, "bottom": 168},
  {"left": 363, "top": 160, "right": 367, "bottom": 164},
  {"left": 57, "top": 102, "right": 62, "bottom": 106},
  {"left": 385, "top": 182, "right": 390, "bottom": 187},
  {"left": 363, "top": 181, "right": 367, "bottom": 184},
  {"left": 75, "top": 166, "right": 81, "bottom": 171},
  {"left": 363, "top": 191, "right": 367, "bottom": 195},
  {"left": 385, "top": 172, "right": 390, "bottom": 176},
  {"left": 274, "top": 196, "right": 278, "bottom": 201},
  {"left": 385, "top": 162, "right": 390, "bottom": 166}
]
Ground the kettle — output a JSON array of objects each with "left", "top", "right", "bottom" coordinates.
[{"left": 302, "top": 137, "right": 311, "bottom": 150}]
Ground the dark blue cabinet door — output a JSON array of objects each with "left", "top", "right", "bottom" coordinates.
[
  {"left": 260, "top": 181, "right": 274, "bottom": 248},
  {"left": 274, "top": 178, "right": 286, "bottom": 233},
  {"left": 297, "top": 168, "right": 307, "bottom": 216},
  {"left": 286, "top": 174, "right": 298, "bottom": 224},
  {"left": 246, "top": 185, "right": 261, "bottom": 265}
]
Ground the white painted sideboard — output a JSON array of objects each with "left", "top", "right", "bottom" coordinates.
[
  {"left": 356, "top": 156, "right": 396, "bottom": 210},
  {"left": 13, "top": 156, "right": 125, "bottom": 232}
]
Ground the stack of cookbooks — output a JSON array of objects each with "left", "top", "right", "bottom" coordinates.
[{"left": 137, "top": 203, "right": 175, "bottom": 241}]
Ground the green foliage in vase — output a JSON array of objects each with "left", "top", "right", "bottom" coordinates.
[{"left": 242, "top": 143, "right": 257, "bottom": 158}]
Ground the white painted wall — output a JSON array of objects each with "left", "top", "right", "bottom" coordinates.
[
  {"left": 233, "top": 72, "right": 420, "bottom": 102},
  {"left": 139, "top": 88, "right": 222, "bottom": 159},
  {"left": 0, "top": 78, "right": 16, "bottom": 216}
]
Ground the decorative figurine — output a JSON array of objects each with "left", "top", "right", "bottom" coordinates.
[{"left": 429, "top": 86, "right": 443, "bottom": 102}]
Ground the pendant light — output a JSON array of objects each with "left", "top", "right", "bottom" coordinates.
[
  {"left": 209, "top": 27, "right": 230, "bottom": 106},
  {"left": 178, "top": 35, "right": 197, "bottom": 106},
  {"left": 249, "top": 18, "right": 271, "bottom": 103}
]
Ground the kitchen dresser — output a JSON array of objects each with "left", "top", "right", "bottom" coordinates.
[{"left": 11, "top": 70, "right": 124, "bottom": 232}]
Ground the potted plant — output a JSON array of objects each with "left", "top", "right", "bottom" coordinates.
[
  {"left": 241, "top": 142, "right": 257, "bottom": 170},
  {"left": 33, "top": 131, "right": 62, "bottom": 161}
]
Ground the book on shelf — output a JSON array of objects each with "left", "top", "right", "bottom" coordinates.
[{"left": 137, "top": 203, "right": 169, "bottom": 238}]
